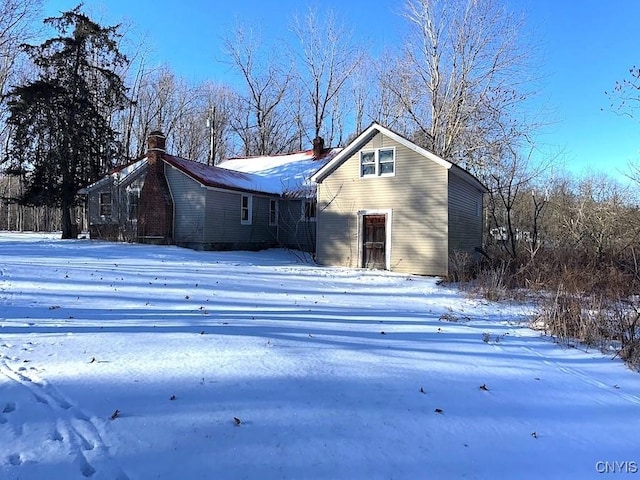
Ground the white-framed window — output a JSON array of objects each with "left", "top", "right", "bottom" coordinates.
[
  {"left": 269, "top": 199, "right": 278, "bottom": 226},
  {"left": 241, "top": 194, "right": 253, "bottom": 225},
  {"left": 360, "top": 147, "right": 395, "bottom": 178},
  {"left": 99, "top": 192, "right": 112, "bottom": 216},
  {"left": 302, "top": 199, "right": 316, "bottom": 221}
]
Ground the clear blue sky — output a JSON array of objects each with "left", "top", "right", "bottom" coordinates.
[{"left": 43, "top": 0, "right": 640, "bottom": 180}]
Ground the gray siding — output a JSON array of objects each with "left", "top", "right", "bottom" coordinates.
[
  {"left": 86, "top": 171, "right": 146, "bottom": 241},
  {"left": 203, "top": 189, "right": 278, "bottom": 249},
  {"left": 165, "top": 165, "right": 205, "bottom": 243},
  {"left": 448, "top": 171, "right": 484, "bottom": 257},
  {"left": 316, "top": 132, "right": 449, "bottom": 276},
  {"left": 278, "top": 199, "right": 316, "bottom": 252},
  {"left": 87, "top": 182, "right": 117, "bottom": 226}
]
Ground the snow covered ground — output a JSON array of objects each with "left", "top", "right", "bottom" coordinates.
[{"left": 0, "top": 232, "right": 638, "bottom": 480}]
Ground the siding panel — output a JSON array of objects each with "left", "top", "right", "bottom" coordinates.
[
  {"left": 448, "top": 171, "right": 484, "bottom": 257},
  {"left": 166, "top": 165, "right": 205, "bottom": 243},
  {"left": 278, "top": 199, "right": 316, "bottom": 252},
  {"left": 204, "top": 190, "right": 278, "bottom": 248},
  {"left": 317, "top": 132, "right": 449, "bottom": 276}
]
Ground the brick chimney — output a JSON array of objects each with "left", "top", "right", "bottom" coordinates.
[
  {"left": 137, "top": 131, "right": 174, "bottom": 243},
  {"left": 312, "top": 136, "right": 325, "bottom": 159},
  {"left": 147, "top": 130, "right": 166, "bottom": 152}
]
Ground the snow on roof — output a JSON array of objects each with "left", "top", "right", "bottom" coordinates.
[
  {"left": 217, "top": 148, "right": 341, "bottom": 197},
  {"left": 81, "top": 148, "right": 342, "bottom": 197},
  {"left": 111, "top": 157, "right": 147, "bottom": 180},
  {"left": 79, "top": 157, "right": 147, "bottom": 193},
  {"left": 163, "top": 154, "right": 283, "bottom": 195}
]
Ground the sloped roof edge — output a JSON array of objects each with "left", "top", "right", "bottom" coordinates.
[
  {"left": 311, "top": 122, "right": 453, "bottom": 183},
  {"left": 79, "top": 157, "right": 147, "bottom": 194},
  {"left": 162, "top": 154, "right": 281, "bottom": 197}
]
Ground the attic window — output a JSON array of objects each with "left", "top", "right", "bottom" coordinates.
[
  {"left": 99, "top": 192, "right": 112, "bottom": 216},
  {"left": 360, "top": 151, "right": 376, "bottom": 176},
  {"left": 241, "top": 194, "right": 253, "bottom": 225},
  {"left": 360, "top": 148, "right": 395, "bottom": 177}
]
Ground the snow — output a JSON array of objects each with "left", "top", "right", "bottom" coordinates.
[
  {"left": 218, "top": 149, "right": 341, "bottom": 197},
  {"left": 80, "top": 159, "right": 147, "bottom": 194},
  {"left": 0, "top": 232, "right": 638, "bottom": 480},
  {"left": 164, "top": 154, "right": 283, "bottom": 195}
]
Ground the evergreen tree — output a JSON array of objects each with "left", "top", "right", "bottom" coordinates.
[{"left": 5, "top": 6, "right": 129, "bottom": 238}]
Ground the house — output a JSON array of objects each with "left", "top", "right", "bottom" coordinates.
[
  {"left": 79, "top": 157, "right": 147, "bottom": 241},
  {"left": 310, "top": 122, "right": 487, "bottom": 276},
  {"left": 82, "top": 123, "right": 486, "bottom": 277},
  {"left": 81, "top": 131, "right": 339, "bottom": 251}
]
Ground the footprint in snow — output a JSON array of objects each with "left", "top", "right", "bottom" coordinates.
[
  {"left": 8, "top": 453, "right": 22, "bottom": 466},
  {"left": 49, "top": 428, "right": 64, "bottom": 442},
  {"left": 2, "top": 402, "right": 15, "bottom": 413},
  {"left": 77, "top": 455, "right": 96, "bottom": 477}
]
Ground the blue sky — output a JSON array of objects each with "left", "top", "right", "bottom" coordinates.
[{"left": 43, "top": 0, "right": 640, "bottom": 180}]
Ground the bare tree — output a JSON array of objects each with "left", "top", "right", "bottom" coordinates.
[
  {"left": 606, "top": 65, "right": 640, "bottom": 119},
  {"left": 0, "top": 0, "right": 43, "bottom": 152},
  {"left": 201, "top": 82, "right": 234, "bottom": 164},
  {"left": 388, "top": 0, "right": 534, "bottom": 170},
  {"left": 289, "top": 7, "right": 364, "bottom": 147},
  {"left": 223, "top": 26, "right": 296, "bottom": 156}
]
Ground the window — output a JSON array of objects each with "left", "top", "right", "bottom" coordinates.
[
  {"left": 128, "top": 191, "right": 139, "bottom": 220},
  {"left": 360, "top": 148, "right": 395, "bottom": 177},
  {"left": 269, "top": 199, "right": 278, "bottom": 226},
  {"left": 241, "top": 194, "right": 252, "bottom": 225},
  {"left": 303, "top": 199, "right": 316, "bottom": 221},
  {"left": 360, "top": 151, "right": 376, "bottom": 176},
  {"left": 99, "top": 192, "right": 112, "bottom": 216}
]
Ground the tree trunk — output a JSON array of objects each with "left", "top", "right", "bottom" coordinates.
[{"left": 60, "top": 203, "right": 74, "bottom": 239}]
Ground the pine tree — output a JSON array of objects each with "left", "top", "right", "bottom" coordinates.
[{"left": 5, "top": 6, "right": 129, "bottom": 239}]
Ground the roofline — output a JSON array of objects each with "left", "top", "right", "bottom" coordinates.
[
  {"left": 311, "top": 122, "right": 452, "bottom": 183},
  {"left": 449, "top": 163, "right": 488, "bottom": 193},
  {"left": 162, "top": 154, "right": 282, "bottom": 197},
  {"left": 79, "top": 157, "right": 148, "bottom": 194}
]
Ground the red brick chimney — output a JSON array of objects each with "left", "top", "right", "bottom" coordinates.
[
  {"left": 312, "top": 136, "right": 325, "bottom": 159},
  {"left": 137, "top": 131, "right": 174, "bottom": 243}
]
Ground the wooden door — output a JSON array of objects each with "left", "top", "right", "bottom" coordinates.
[{"left": 363, "top": 215, "right": 386, "bottom": 269}]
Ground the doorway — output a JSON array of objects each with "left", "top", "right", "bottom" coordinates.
[{"left": 362, "top": 214, "right": 386, "bottom": 269}]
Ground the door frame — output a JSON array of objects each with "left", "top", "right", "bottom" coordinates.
[{"left": 357, "top": 209, "right": 392, "bottom": 270}]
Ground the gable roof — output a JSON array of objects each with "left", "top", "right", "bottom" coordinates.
[
  {"left": 167, "top": 149, "right": 339, "bottom": 197},
  {"left": 310, "top": 122, "right": 487, "bottom": 192},
  {"left": 79, "top": 157, "right": 147, "bottom": 194},
  {"left": 217, "top": 148, "right": 341, "bottom": 197},
  {"left": 163, "top": 154, "right": 281, "bottom": 195},
  {"left": 80, "top": 147, "right": 342, "bottom": 198}
]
